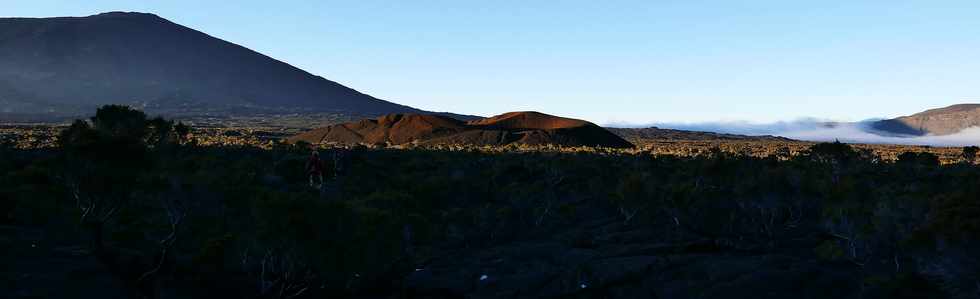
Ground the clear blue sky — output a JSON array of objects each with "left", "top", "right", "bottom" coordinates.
[{"left": 6, "top": 1, "right": 980, "bottom": 125}]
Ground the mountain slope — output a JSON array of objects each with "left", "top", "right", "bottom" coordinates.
[
  {"left": 0, "top": 12, "right": 422, "bottom": 120},
  {"left": 290, "top": 111, "right": 634, "bottom": 148},
  {"left": 870, "top": 104, "right": 980, "bottom": 136}
]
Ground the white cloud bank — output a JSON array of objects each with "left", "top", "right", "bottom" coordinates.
[{"left": 606, "top": 119, "right": 980, "bottom": 147}]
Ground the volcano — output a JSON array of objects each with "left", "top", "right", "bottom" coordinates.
[
  {"left": 0, "top": 12, "right": 438, "bottom": 120},
  {"left": 289, "top": 111, "right": 634, "bottom": 148}
]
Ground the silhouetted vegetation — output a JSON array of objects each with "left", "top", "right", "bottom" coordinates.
[{"left": 3, "top": 106, "right": 979, "bottom": 298}]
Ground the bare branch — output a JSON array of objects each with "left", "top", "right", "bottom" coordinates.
[
  {"left": 247, "top": 246, "right": 315, "bottom": 299},
  {"left": 138, "top": 196, "right": 187, "bottom": 283},
  {"left": 619, "top": 206, "right": 642, "bottom": 225},
  {"left": 535, "top": 201, "right": 552, "bottom": 227}
]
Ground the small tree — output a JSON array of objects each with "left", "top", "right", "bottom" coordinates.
[
  {"left": 807, "top": 140, "right": 858, "bottom": 165},
  {"left": 961, "top": 146, "right": 979, "bottom": 164},
  {"left": 174, "top": 122, "right": 191, "bottom": 144},
  {"left": 146, "top": 117, "right": 175, "bottom": 148},
  {"left": 91, "top": 105, "right": 149, "bottom": 142},
  {"left": 58, "top": 105, "right": 190, "bottom": 297},
  {"left": 60, "top": 111, "right": 150, "bottom": 234},
  {"left": 806, "top": 141, "right": 860, "bottom": 184}
]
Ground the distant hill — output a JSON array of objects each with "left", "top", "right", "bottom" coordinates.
[
  {"left": 871, "top": 104, "right": 980, "bottom": 136},
  {"left": 607, "top": 127, "right": 795, "bottom": 142},
  {"left": 289, "top": 111, "right": 634, "bottom": 148},
  {"left": 0, "top": 12, "right": 466, "bottom": 121}
]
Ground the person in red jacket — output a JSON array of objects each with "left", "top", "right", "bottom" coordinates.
[{"left": 306, "top": 150, "right": 324, "bottom": 188}]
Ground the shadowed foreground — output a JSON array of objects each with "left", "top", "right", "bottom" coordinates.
[{"left": 2, "top": 107, "right": 979, "bottom": 298}]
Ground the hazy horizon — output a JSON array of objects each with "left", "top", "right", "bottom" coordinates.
[{"left": 609, "top": 117, "right": 980, "bottom": 147}]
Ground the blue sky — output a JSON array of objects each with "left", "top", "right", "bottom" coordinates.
[{"left": 5, "top": 1, "right": 980, "bottom": 125}]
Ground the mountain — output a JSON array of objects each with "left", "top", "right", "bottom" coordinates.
[
  {"left": 871, "top": 104, "right": 980, "bottom": 136},
  {"left": 0, "top": 12, "right": 442, "bottom": 121},
  {"left": 289, "top": 111, "right": 634, "bottom": 148}
]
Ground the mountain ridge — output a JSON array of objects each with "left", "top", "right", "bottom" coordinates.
[
  {"left": 871, "top": 103, "right": 980, "bottom": 136},
  {"left": 0, "top": 11, "right": 474, "bottom": 121}
]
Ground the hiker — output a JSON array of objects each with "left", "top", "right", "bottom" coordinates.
[{"left": 306, "top": 150, "right": 324, "bottom": 188}]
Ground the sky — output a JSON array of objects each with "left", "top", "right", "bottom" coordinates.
[{"left": 5, "top": 0, "right": 980, "bottom": 126}]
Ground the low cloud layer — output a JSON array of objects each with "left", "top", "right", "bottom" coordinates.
[{"left": 607, "top": 119, "right": 980, "bottom": 147}]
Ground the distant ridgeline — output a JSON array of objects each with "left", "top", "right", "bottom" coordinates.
[
  {"left": 289, "top": 111, "right": 634, "bottom": 148},
  {"left": 607, "top": 127, "right": 794, "bottom": 142},
  {"left": 871, "top": 104, "right": 980, "bottom": 136}
]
